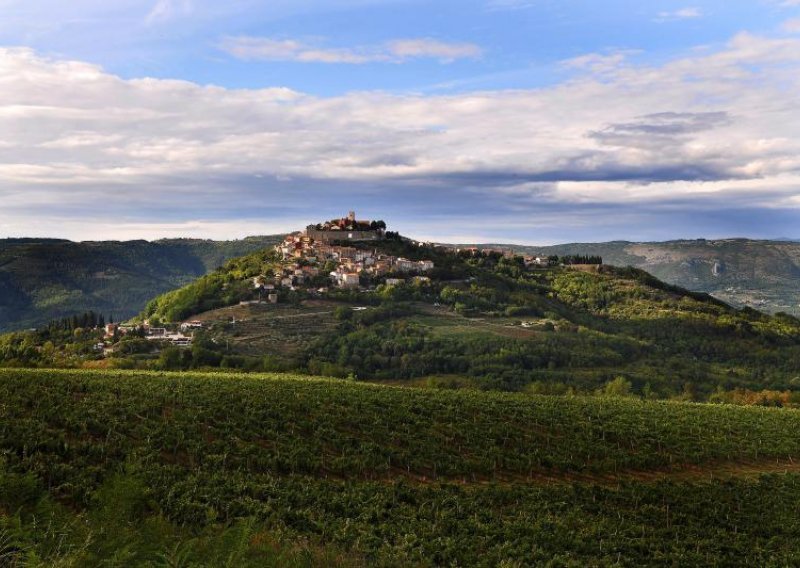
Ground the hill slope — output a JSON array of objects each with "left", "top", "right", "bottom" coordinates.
[
  {"left": 122, "top": 239, "right": 800, "bottom": 399},
  {"left": 6, "top": 235, "right": 800, "bottom": 399},
  {"left": 5, "top": 236, "right": 799, "bottom": 331},
  {"left": 0, "top": 236, "right": 282, "bottom": 332},
  {"left": 494, "top": 239, "right": 800, "bottom": 314},
  {"left": 3, "top": 368, "right": 800, "bottom": 565}
]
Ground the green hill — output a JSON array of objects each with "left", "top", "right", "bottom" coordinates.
[
  {"left": 0, "top": 236, "right": 282, "bottom": 332},
  {"left": 493, "top": 238, "right": 800, "bottom": 315},
  {"left": 4, "top": 236, "right": 799, "bottom": 331},
  {"left": 119, "top": 238, "right": 800, "bottom": 400},
  {"left": 3, "top": 368, "right": 800, "bottom": 565},
  {"left": 5, "top": 236, "right": 800, "bottom": 400}
]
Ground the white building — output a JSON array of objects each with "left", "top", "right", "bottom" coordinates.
[
  {"left": 395, "top": 258, "right": 435, "bottom": 273},
  {"left": 331, "top": 271, "right": 360, "bottom": 289}
]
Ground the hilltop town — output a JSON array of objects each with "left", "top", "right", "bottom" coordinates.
[
  {"left": 268, "top": 211, "right": 579, "bottom": 294},
  {"left": 270, "top": 211, "right": 435, "bottom": 292},
  {"left": 96, "top": 213, "right": 437, "bottom": 350},
  {"left": 23, "top": 213, "right": 603, "bottom": 359}
]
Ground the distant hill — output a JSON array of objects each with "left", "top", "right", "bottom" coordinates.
[
  {"left": 0, "top": 236, "right": 282, "bottom": 332},
  {"left": 4, "top": 235, "right": 800, "bottom": 333},
  {"left": 50, "top": 236, "right": 791, "bottom": 399},
  {"left": 477, "top": 239, "right": 800, "bottom": 315}
]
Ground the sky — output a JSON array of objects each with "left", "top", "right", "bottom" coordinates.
[{"left": 1, "top": 0, "right": 800, "bottom": 244}]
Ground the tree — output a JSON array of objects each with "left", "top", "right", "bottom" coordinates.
[
  {"left": 599, "top": 376, "right": 633, "bottom": 397},
  {"left": 158, "top": 347, "right": 184, "bottom": 370},
  {"left": 334, "top": 306, "right": 353, "bottom": 321}
]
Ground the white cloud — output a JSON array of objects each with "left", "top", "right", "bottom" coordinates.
[
  {"left": 561, "top": 51, "right": 637, "bottom": 74},
  {"left": 219, "top": 36, "right": 482, "bottom": 64},
  {"left": 782, "top": 18, "right": 800, "bottom": 33},
  {"left": 0, "top": 217, "right": 305, "bottom": 241},
  {"left": 145, "top": 0, "right": 192, "bottom": 25},
  {"left": 485, "top": 0, "right": 538, "bottom": 10},
  {"left": 386, "top": 39, "right": 482, "bottom": 62},
  {"left": 1, "top": 30, "right": 800, "bottom": 239},
  {"left": 218, "top": 37, "right": 377, "bottom": 64},
  {"left": 655, "top": 7, "right": 703, "bottom": 22}
]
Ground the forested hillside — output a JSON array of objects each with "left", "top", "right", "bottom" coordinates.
[
  {"left": 494, "top": 239, "right": 800, "bottom": 315},
  {"left": 0, "top": 236, "right": 282, "bottom": 332},
  {"left": 3, "top": 236, "right": 796, "bottom": 402},
  {"left": 5, "top": 236, "right": 799, "bottom": 332}
]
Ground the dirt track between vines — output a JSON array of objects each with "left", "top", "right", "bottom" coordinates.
[{"left": 363, "top": 457, "right": 800, "bottom": 488}]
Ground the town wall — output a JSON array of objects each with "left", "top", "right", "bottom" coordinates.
[{"left": 306, "top": 227, "right": 383, "bottom": 242}]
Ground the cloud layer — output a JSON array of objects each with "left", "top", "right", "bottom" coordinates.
[
  {"left": 219, "top": 36, "right": 482, "bottom": 64},
  {"left": 655, "top": 7, "right": 703, "bottom": 22},
  {"left": 1, "top": 29, "right": 800, "bottom": 242}
]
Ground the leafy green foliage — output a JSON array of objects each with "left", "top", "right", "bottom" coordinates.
[
  {"left": 508, "top": 238, "right": 800, "bottom": 315},
  {"left": 7, "top": 239, "right": 800, "bottom": 400},
  {"left": 4, "top": 369, "right": 800, "bottom": 565},
  {"left": 143, "top": 249, "right": 282, "bottom": 322}
]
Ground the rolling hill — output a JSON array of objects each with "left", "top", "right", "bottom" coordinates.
[
  {"left": 0, "top": 236, "right": 282, "bottom": 332},
  {"left": 15, "top": 235, "right": 783, "bottom": 400},
  {"left": 5, "top": 232, "right": 800, "bottom": 400},
  {"left": 5, "top": 234, "right": 800, "bottom": 564},
  {"left": 3, "top": 368, "right": 800, "bottom": 565},
  {"left": 494, "top": 239, "right": 800, "bottom": 315},
  {"left": 3, "top": 236, "right": 799, "bottom": 334}
]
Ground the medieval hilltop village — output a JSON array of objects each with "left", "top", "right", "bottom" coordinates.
[{"left": 99, "top": 211, "right": 591, "bottom": 351}]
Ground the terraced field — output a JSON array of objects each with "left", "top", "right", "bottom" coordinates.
[
  {"left": 4, "top": 368, "right": 800, "bottom": 565},
  {"left": 188, "top": 301, "right": 340, "bottom": 357}
]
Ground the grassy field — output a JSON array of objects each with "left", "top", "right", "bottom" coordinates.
[
  {"left": 4, "top": 368, "right": 800, "bottom": 565},
  {"left": 189, "top": 301, "right": 340, "bottom": 357}
]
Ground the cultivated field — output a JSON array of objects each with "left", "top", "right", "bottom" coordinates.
[{"left": 3, "top": 369, "right": 800, "bottom": 565}]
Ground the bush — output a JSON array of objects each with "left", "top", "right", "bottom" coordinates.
[{"left": 598, "top": 376, "right": 634, "bottom": 398}]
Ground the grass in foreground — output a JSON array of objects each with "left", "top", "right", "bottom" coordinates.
[{"left": 3, "top": 369, "right": 800, "bottom": 566}]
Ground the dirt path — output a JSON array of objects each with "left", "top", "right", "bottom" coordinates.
[
  {"left": 266, "top": 310, "right": 333, "bottom": 320},
  {"left": 543, "top": 457, "right": 800, "bottom": 487},
  {"left": 362, "top": 457, "right": 800, "bottom": 488}
]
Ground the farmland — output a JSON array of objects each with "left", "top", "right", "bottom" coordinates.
[
  {"left": 4, "top": 369, "right": 800, "bottom": 565},
  {"left": 187, "top": 301, "right": 341, "bottom": 358}
]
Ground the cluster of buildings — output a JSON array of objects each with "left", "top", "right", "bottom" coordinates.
[
  {"left": 452, "top": 246, "right": 552, "bottom": 267},
  {"left": 103, "top": 321, "right": 198, "bottom": 348},
  {"left": 271, "top": 212, "right": 435, "bottom": 290},
  {"left": 252, "top": 261, "right": 322, "bottom": 294},
  {"left": 305, "top": 211, "right": 385, "bottom": 242},
  {"left": 524, "top": 256, "right": 552, "bottom": 267}
]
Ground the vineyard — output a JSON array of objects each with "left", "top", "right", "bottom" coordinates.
[
  {"left": 3, "top": 369, "right": 800, "bottom": 565},
  {"left": 190, "top": 301, "right": 340, "bottom": 358}
]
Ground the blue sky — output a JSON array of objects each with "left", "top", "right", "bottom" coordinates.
[{"left": 1, "top": 0, "right": 800, "bottom": 243}]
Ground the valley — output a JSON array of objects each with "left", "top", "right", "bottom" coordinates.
[{"left": 0, "top": 236, "right": 283, "bottom": 332}]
